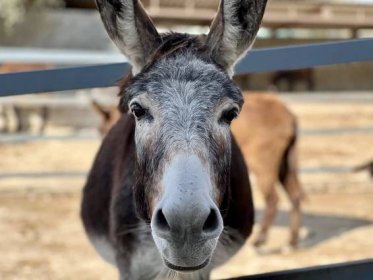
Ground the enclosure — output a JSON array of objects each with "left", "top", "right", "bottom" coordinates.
[{"left": 0, "top": 1, "right": 373, "bottom": 279}]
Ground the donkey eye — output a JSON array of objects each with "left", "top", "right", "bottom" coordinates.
[
  {"left": 130, "top": 103, "right": 146, "bottom": 119},
  {"left": 221, "top": 108, "right": 239, "bottom": 124}
]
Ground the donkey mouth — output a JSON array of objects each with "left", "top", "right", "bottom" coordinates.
[{"left": 163, "top": 258, "right": 210, "bottom": 272}]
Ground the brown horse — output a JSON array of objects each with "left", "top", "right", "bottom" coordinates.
[
  {"left": 81, "top": 0, "right": 268, "bottom": 279},
  {"left": 232, "top": 93, "right": 304, "bottom": 248}
]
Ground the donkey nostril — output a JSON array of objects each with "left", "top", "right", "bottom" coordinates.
[
  {"left": 203, "top": 209, "right": 220, "bottom": 233},
  {"left": 154, "top": 209, "right": 171, "bottom": 232}
]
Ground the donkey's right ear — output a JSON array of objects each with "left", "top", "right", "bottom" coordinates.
[{"left": 96, "top": 0, "right": 161, "bottom": 74}]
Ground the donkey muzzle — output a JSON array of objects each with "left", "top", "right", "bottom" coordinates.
[{"left": 150, "top": 154, "right": 223, "bottom": 271}]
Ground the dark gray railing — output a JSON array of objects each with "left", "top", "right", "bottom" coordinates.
[
  {"left": 1, "top": 39, "right": 373, "bottom": 96},
  {"left": 228, "top": 259, "right": 373, "bottom": 280}
]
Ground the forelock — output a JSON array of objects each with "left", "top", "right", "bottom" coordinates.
[
  {"left": 126, "top": 52, "right": 242, "bottom": 105},
  {"left": 119, "top": 33, "right": 243, "bottom": 110}
]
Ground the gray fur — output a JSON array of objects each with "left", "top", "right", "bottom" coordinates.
[
  {"left": 96, "top": 0, "right": 161, "bottom": 73},
  {"left": 126, "top": 52, "right": 243, "bottom": 166},
  {"left": 207, "top": 0, "right": 268, "bottom": 73}
]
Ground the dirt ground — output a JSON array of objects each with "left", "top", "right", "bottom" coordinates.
[{"left": 0, "top": 96, "right": 372, "bottom": 279}]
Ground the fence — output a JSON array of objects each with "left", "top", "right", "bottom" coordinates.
[
  {"left": 66, "top": 0, "right": 373, "bottom": 30},
  {"left": 230, "top": 259, "right": 373, "bottom": 280},
  {"left": 1, "top": 38, "right": 373, "bottom": 96},
  {"left": 0, "top": 38, "right": 373, "bottom": 279}
]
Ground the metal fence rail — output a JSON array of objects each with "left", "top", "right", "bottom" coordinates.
[
  {"left": 228, "top": 259, "right": 373, "bottom": 280},
  {"left": 0, "top": 47, "right": 126, "bottom": 65},
  {"left": 1, "top": 38, "right": 373, "bottom": 96}
]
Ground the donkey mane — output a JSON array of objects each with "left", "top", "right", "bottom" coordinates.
[{"left": 149, "top": 33, "right": 208, "bottom": 62}]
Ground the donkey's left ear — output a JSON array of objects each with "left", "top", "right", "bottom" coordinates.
[
  {"left": 206, "top": 0, "right": 268, "bottom": 73},
  {"left": 96, "top": 0, "right": 161, "bottom": 74}
]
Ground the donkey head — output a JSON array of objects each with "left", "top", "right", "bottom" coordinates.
[{"left": 96, "top": 0, "right": 267, "bottom": 272}]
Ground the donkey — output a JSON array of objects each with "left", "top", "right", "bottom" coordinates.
[
  {"left": 232, "top": 93, "right": 304, "bottom": 248},
  {"left": 81, "top": 0, "right": 268, "bottom": 279}
]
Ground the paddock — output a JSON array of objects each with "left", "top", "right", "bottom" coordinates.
[{"left": 0, "top": 93, "right": 372, "bottom": 279}]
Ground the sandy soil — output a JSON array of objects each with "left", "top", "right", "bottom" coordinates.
[{"left": 0, "top": 97, "right": 372, "bottom": 279}]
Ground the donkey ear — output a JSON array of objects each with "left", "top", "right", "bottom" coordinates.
[
  {"left": 96, "top": 0, "right": 161, "bottom": 74},
  {"left": 206, "top": 0, "right": 268, "bottom": 73}
]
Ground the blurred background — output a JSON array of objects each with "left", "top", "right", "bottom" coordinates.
[{"left": 0, "top": 1, "right": 372, "bottom": 280}]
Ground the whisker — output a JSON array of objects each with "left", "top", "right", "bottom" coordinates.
[
  {"left": 116, "top": 224, "right": 151, "bottom": 236},
  {"left": 167, "top": 269, "right": 178, "bottom": 280}
]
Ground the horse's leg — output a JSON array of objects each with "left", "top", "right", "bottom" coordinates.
[
  {"left": 39, "top": 106, "right": 49, "bottom": 135},
  {"left": 306, "top": 69, "right": 315, "bottom": 91},
  {"left": 280, "top": 144, "right": 303, "bottom": 248},
  {"left": 253, "top": 177, "right": 279, "bottom": 247},
  {"left": 283, "top": 172, "right": 302, "bottom": 248},
  {"left": 4, "top": 105, "right": 18, "bottom": 133}
]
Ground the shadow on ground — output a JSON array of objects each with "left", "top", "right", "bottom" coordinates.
[{"left": 255, "top": 209, "right": 372, "bottom": 248}]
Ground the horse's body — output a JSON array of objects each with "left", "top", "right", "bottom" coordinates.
[
  {"left": 233, "top": 93, "right": 303, "bottom": 248},
  {"left": 81, "top": 1, "right": 268, "bottom": 279}
]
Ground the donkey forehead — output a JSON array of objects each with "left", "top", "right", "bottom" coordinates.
[{"left": 127, "top": 53, "right": 243, "bottom": 107}]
